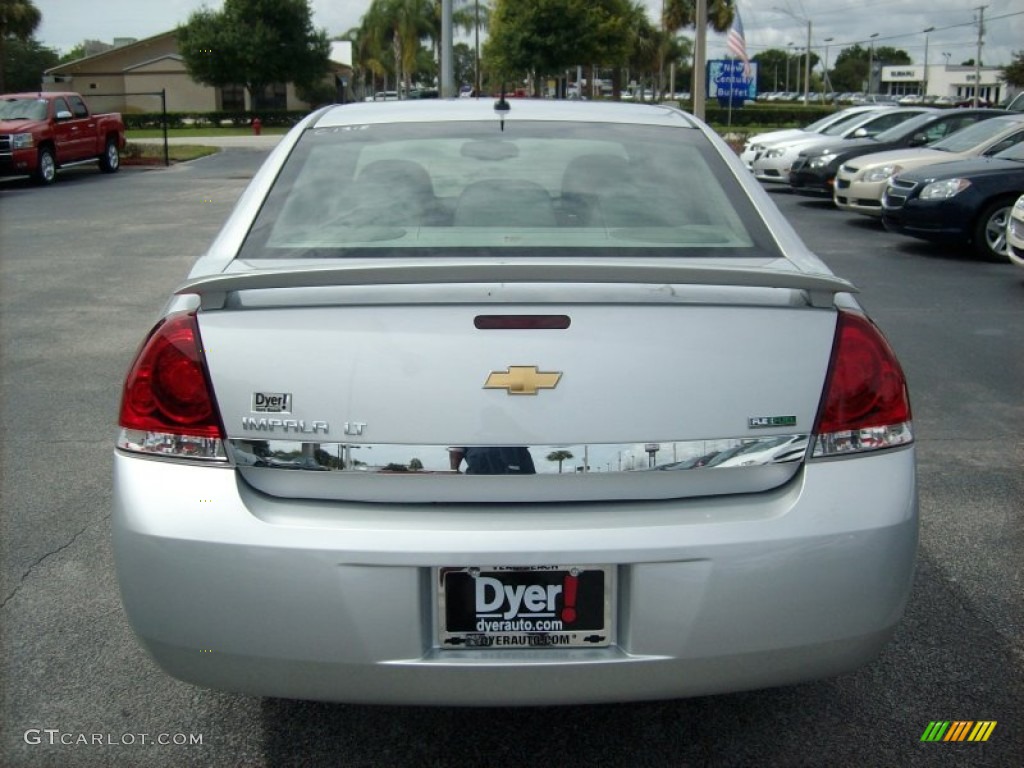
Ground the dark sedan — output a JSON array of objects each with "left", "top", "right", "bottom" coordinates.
[
  {"left": 789, "top": 109, "right": 1007, "bottom": 197},
  {"left": 880, "top": 142, "right": 1024, "bottom": 261}
]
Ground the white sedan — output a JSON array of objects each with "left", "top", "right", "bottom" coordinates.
[
  {"left": 113, "top": 99, "right": 917, "bottom": 706},
  {"left": 740, "top": 105, "right": 882, "bottom": 170},
  {"left": 751, "top": 108, "right": 928, "bottom": 184},
  {"left": 835, "top": 114, "right": 1024, "bottom": 216},
  {"left": 1008, "top": 193, "right": 1024, "bottom": 267}
]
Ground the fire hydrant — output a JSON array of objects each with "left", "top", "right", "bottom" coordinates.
[{"left": 252, "top": 117, "right": 262, "bottom": 136}]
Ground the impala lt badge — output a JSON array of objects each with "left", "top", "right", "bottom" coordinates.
[{"left": 484, "top": 366, "right": 562, "bottom": 395}]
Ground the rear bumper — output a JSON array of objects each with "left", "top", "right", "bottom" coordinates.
[{"left": 113, "top": 447, "right": 918, "bottom": 705}]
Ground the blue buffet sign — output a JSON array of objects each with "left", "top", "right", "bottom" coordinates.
[{"left": 707, "top": 59, "right": 758, "bottom": 106}]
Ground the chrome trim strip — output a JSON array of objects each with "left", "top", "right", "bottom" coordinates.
[{"left": 226, "top": 435, "right": 810, "bottom": 475}]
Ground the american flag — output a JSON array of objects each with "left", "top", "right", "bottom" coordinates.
[{"left": 727, "top": 8, "right": 752, "bottom": 79}]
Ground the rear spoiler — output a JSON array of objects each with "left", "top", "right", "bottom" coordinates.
[{"left": 177, "top": 262, "right": 856, "bottom": 310}]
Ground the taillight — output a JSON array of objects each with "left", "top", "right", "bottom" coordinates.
[
  {"left": 812, "top": 310, "right": 913, "bottom": 458},
  {"left": 117, "top": 313, "right": 226, "bottom": 461}
]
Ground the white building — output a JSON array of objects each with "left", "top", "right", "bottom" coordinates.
[{"left": 881, "top": 64, "right": 1012, "bottom": 104}]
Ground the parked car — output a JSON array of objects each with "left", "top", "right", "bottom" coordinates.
[
  {"left": 882, "top": 141, "right": 1024, "bottom": 261},
  {"left": 1007, "top": 193, "right": 1024, "bottom": 267},
  {"left": 752, "top": 108, "right": 930, "bottom": 184},
  {"left": 1002, "top": 93, "right": 1024, "bottom": 112},
  {"left": 0, "top": 91, "right": 125, "bottom": 184},
  {"left": 790, "top": 108, "right": 1007, "bottom": 197},
  {"left": 114, "top": 99, "right": 917, "bottom": 706},
  {"left": 835, "top": 113, "right": 1024, "bottom": 216},
  {"left": 740, "top": 105, "right": 883, "bottom": 170}
]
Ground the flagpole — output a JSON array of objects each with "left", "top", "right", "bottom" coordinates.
[{"left": 693, "top": 0, "right": 707, "bottom": 120}]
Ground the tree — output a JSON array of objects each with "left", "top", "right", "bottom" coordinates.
[
  {"left": 663, "top": 0, "right": 734, "bottom": 34},
  {"left": 830, "top": 44, "right": 910, "bottom": 93},
  {"left": 1003, "top": 51, "right": 1024, "bottom": 87},
  {"left": 356, "top": 0, "right": 433, "bottom": 98},
  {"left": 624, "top": 2, "right": 666, "bottom": 99},
  {"left": 2, "top": 35, "right": 57, "bottom": 91},
  {"left": 485, "top": 0, "right": 632, "bottom": 96},
  {"left": 546, "top": 449, "right": 574, "bottom": 473},
  {"left": 753, "top": 48, "right": 789, "bottom": 92},
  {"left": 661, "top": 1, "right": 734, "bottom": 101},
  {"left": 58, "top": 42, "right": 88, "bottom": 63},
  {"left": 1, "top": 0, "right": 42, "bottom": 92},
  {"left": 453, "top": 41, "right": 475, "bottom": 86},
  {"left": 177, "top": 0, "right": 330, "bottom": 110}
]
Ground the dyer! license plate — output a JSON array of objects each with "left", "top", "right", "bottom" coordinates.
[{"left": 439, "top": 565, "right": 612, "bottom": 649}]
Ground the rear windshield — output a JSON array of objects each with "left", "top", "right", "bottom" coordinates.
[{"left": 239, "top": 120, "right": 780, "bottom": 260}]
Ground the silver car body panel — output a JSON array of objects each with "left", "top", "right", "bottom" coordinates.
[
  {"left": 115, "top": 100, "right": 916, "bottom": 705},
  {"left": 113, "top": 446, "right": 917, "bottom": 705}
]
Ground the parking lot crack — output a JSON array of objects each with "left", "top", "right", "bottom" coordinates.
[{"left": 0, "top": 513, "right": 110, "bottom": 611}]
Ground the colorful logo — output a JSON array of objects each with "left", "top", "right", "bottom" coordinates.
[{"left": 920, "top": 721, "right": 997, "bottom": 742}]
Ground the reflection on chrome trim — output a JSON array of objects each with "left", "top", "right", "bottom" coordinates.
[
  {"left": 119, "top": 429, "right": 227, "bottom": 462},
  {"left": 226, "top": 434, "right": 810, "bottom": 475}
]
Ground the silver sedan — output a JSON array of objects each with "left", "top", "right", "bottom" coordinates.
[{"left": 113, "top": 99, "right": 917, "bottom": 706}]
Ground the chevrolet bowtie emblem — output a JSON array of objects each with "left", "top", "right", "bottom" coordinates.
[{"left": 484, "top": 366, "right": 562, "bottom": 395}]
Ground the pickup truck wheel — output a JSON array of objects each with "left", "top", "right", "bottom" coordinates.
[
  {"left": 99, "top": 138, "right": 120, "bottom": 173},
  {"left": 972, "top": 198, "right": 1013, "bottom": 262},
  {"left": 35, "top": 147, "right": 57, "bottom": 185}
]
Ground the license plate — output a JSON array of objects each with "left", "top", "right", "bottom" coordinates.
[{"left": 439, "top": 565, "right": 613, "bottom": 649}]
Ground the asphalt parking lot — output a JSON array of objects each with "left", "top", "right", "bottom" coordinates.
[{"left": 1, "top": 146, "right": 1021, "bottom": 767}]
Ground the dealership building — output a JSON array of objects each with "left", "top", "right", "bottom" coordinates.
[{"left": 879, "top": 64, "right": 1012, "bottom": 103}]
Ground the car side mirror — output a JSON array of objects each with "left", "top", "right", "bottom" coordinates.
[
  {"left": 55, "top": 110, "right": 73, "bottom": 120},
  {"left": 853, "top": 128, "right": 868, "bottom": 138},
  {"left": 908, "top": 132, "right": 929, "bottom": 147}
]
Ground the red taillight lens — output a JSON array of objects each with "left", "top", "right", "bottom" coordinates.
[
  {"left": 813, "top": 311, "right": 913, "bottom": 457},
  {"left": 119, "top": 313, "right": 223, "bottom": 438}
]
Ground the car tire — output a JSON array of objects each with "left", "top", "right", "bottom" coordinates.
[
  {"left": 972, "top": 198, "right": 1014, "bottom": 262},
  {"left": 34, "top": 146, "right": 57, "bottom": 185},
  {"left": 99, "top": 137, "right": 120, "bottom": 173}
]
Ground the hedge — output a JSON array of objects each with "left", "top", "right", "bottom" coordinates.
[{"left": 121, "top": 110, "right": 311, "bottom": 130}]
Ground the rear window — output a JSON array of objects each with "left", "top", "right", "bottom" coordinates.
[{"left": 239, "top": 120, "right": 780, "bottom": 260}]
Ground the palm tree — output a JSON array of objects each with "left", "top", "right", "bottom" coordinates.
[
  {"left": 663, "top": 0, "right": 735, "bottom": 34},
  {"left": 662, "top": 0, "right": 734, "bottom": 99},
  {"left": 546, "top": 450, "right": 574, "bottom": 474},
  {"left": 378, "top": 0, "right": 432, "bottom": 97},
  {"left": 627, "top": 3, "right": 665, "bottom": 100},
  {"left": 427, "top": 0, "right": 478, "bottom": 64},
  {"left": 1, "top": 0, "right": 43, "bottom": 92}
]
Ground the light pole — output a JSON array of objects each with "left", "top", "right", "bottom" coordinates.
[
  {"left": 823, "top": 37, "right": 834, "bottom": 94},
  {"left": 773, "top": 7, "right": 813, "bottom": 105},
  {"left": 474, "top": 0, "right": 481, "bottom": 95},
  {"left": 922, "top": 26, "right": 934, "bottom": 97},
  {"left": 867, "top": 32, "right": 879, "bottom": 95},
  {"left": 440, "top": 0, "right": 453, "bottom": 97},
  {"left": 786, "top": 42, "right": 794, "bottom": 92}
]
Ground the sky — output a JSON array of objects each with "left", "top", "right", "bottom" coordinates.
[{"left": 32, "top": 0, "right": 1024, "bottom": 72}]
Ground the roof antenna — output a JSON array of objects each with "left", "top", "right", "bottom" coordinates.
[{"left": 494, "top": 83, "right": 510, "bottom": 132}]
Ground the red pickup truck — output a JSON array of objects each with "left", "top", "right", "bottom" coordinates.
[{"left": 0, "top": 91, "right": 126, "bottom": 184}]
